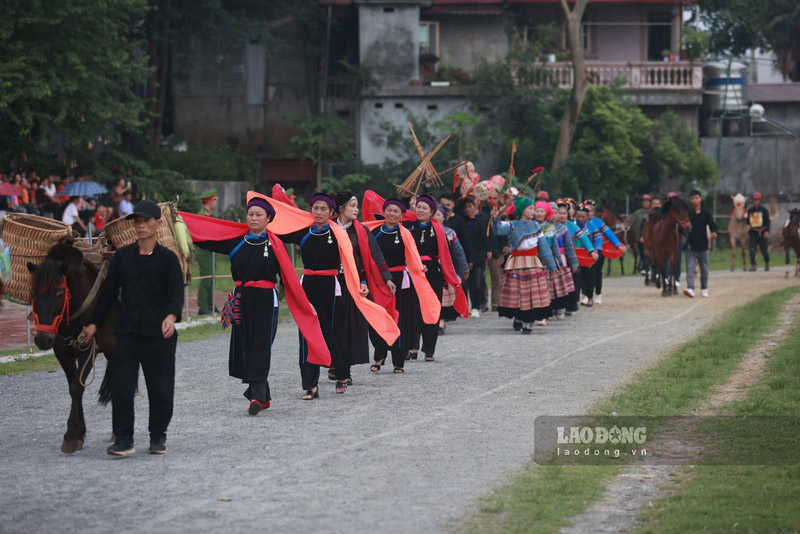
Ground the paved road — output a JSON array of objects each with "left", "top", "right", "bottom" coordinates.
[{"left": 0, "top": 271, "right": 795, "bottom": 534}]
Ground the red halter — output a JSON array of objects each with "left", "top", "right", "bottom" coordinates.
[{"left": 32, "top": 276, "right": 71, "bottom": 333}]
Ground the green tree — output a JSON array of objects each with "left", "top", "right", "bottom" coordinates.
[
  {"left": 0, "top": 0, "right": 149, "bottom": 166},
  {"left": 288, "top": 115, "right": 356, "bottom": 191},
  {"left": 650, "top": 110, "right": 719, "bottom": 187},
  {"left": 701, "top": 0, "right": 800, "bottom": 80}
]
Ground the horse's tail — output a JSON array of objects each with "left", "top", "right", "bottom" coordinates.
[{"left": 98, "top": 358, "right": 112, "bottom": 406}]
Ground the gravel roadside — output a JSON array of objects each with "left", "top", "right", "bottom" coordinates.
[{"left": 0, "top": 270, "right": 795, "bottom": 534}]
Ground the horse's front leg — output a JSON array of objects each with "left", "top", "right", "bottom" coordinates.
[
  {"left": 620, "top": 257, "right": 625, "bottom": 276},
  {"left": 730, "top": 240, "right": 736, "bottom": 271},
  {"left": 61, "top": 350, "right": 91, "bottom": 454},
  {"left": 741, "top": 243, "right": 747, "bottom": 271}
]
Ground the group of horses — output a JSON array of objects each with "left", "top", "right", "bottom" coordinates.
[
  {"left": 598, "top": 195, "right": 800, "bottom": 295},
  {"left": 596, "top": 199, "right": 692, "bottom": 296}
]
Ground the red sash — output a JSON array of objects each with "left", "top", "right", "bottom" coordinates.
[
  {"left": 511, "top": 248, "right": 538, "bottom": 257},
  {"left": 353, "top": 221, "right": 398, "bottom": 322},
  {"left": 302, "top": 269, "right": 338, "bottom": 276},
  {"left": 271, "top": 183, "right": 297, "bottom": 207},
  {"left": 235, "top": 280, "right": 276, "bottom": 289},
  {"left": 432, "top": 221, "right": 469, "bottom": 319}
]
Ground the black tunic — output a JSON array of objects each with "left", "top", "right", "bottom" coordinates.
[
  {"left": 369, "top": 223, "right": 416, "bottom": 364},
  {"left": 338, "top": 221, "right": 392, "bottom": 366},
  {"left": 195, "top": 235, "right": 280, "bottom": 386},
  {"left": 407, "top": 220, "right": 444, "bottom": 356},
  {"left": 283, "top": 224, "right": 346, "bottom": 372}
]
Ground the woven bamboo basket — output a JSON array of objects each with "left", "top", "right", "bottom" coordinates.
[
  {"left": 0, "top": 213, "right": 72, "bottom": 304},
  {"left": 103, "top": 203, "right": 192, "bottom": 284}
]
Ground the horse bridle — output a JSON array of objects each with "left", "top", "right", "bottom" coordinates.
[{"left": 32, "top": 276, "right": 71, "bottom": 333}]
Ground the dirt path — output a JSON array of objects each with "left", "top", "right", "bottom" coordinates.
[{"left": 0, "top": 269, "right": 797, "bottom": 533}]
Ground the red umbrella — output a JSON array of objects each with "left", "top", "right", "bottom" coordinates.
[{"left": 0, "top": 182, "right": 21, "bottom": 196}]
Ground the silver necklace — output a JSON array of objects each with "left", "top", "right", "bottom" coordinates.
[{"left": 244, "top": 234, "right": 270, "bottom": 257}]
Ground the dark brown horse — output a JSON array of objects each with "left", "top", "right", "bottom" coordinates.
[
  {"left": 783, "top": 208, "right": 800, "bottom": 277},
  {"left": 641, "top": 197, "right": 692, "bottom": 296},
  {"left": 27, "top": 238, "right": 118, "bottom": 453}
]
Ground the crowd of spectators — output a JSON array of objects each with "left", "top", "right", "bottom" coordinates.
[{"left": 0, "top": 171, "right": 135, "bottom": 238}]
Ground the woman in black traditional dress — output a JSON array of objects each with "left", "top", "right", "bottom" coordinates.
[
  {"left": 192, "top": 196, "right": 284, "bottom": 415},
  {"left": 283, "top": 193, "right": 368, "bottom": 398},
  {"left": 332, "top": 191, "right": 396, "bottom": 381},
  {"left": 407, "top": 194, "right": 445, "bottom": 362},
  {"left": 369, "top": 198, "right": 416, "bottom": 373}
]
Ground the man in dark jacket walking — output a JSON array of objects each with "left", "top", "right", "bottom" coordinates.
[
  {"left": 683, "top": 190, "right": 718, "bottom": 298},
  {"left": 747, "top": 192, "right": 770, "bottom": 271},
  {"left": 460, "top": 198, "right": 490, "bottom": 316},
  {"left": 83, "top": 200, "right": 184, "bottom": 456}
]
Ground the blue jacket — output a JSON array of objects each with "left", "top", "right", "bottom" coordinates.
[
  {"left": 493, "top": 219, "right": 557, "bottom": 271},
  {"left": 555, "top": 222, "right": 578, "bottom": 268},
  {"left": 586, "top": 217, "right": 621, "bottom": 250},
  {"left": 568, "top": 220, "right": 595, "bottom": 252}
]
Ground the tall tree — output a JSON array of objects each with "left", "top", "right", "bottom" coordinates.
[
  {"left": 551, "top": 0, "right": 589, "bottom": 178},
  {"left": 701, "top": 0, "right": 800, "bottom": 81},
  {"left": 0, "top": 0, "right": 149, "bottom": 166}
]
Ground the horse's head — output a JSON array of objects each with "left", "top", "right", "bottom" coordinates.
[
  {"left": 665, "top": 197, "right": 692, "bottom": 232},
  {"left": 789, "top": 208, "right": 800, "bottom": 226},
  {"left": 27, "top": 241, "right": 82, "bottom": 350},
  {"left": 732, "top": 193, "right": 746, "bottom": 218}
]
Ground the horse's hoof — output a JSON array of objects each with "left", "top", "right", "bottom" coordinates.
[{"left": 61, "top": 439, "right": 84, "bottom": 454}]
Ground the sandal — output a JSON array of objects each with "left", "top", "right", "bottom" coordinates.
[
  {"left": 328, "top": 368, "right": 337, "bottom": 381},
  {"left": 335, "top": 381, "right": 348, "bottom": 394},
  {"left": 370, "top": 359, "right": 385, "bottom": 373},
  {"left": 393, "top": 367, "right": 405, "bottom": 374},
  {"left": 345, "top": 378, "right": 353, "bottom": 386},
  {"left": 424, "top": 354, "right": 435, "bottom": 362},
  {"left": 301, "top": 388, "right": 319, "bottom": 400}
]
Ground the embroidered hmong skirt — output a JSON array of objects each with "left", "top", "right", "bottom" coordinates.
[
  {"left": 548, "top": 264, "right": 575, "bottom": 299},
  {"left": 498, "top": 256, "right": 551, "bottom": 322}
]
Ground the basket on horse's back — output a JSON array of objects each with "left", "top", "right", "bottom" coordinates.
[
  {"left": 0, "top": 213, "right": 72, "bottom": 304},
  {"left": 104, "top": 202, "right": 192, "bottom": 284}
]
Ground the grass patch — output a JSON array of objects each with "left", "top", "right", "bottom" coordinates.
[
  {"left": 457, "top": 286, "right": 800, "bottom": 534},
  {"left": 0, "top": 353, "right": 61, "bottom": 376},
  {"left": 634, "top": 301, "right": 800, "bottom": 534}
]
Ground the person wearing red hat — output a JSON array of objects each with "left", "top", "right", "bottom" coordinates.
[
  {"left": 535, "top": 190, "right": 550, "bottom": 202},
  {"left": 746, "top": 192, "right": 770, "bottom": 271}
]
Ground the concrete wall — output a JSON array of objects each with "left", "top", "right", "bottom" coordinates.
[
  {"left": 182, "top": 180, "right": 253, "bottom": 212},
  {"left": 172, "top": 20, "right": 312, "bottom": 156},
  {"left": 359, "top": 4, "right": 420, "bottom": 87},
  {"left": 358, "top": 87, "right": 471, "bottom": 166},
  {"left": 751, "top": 102, "right": 800, "bottom": 132},
  {"left": 702, "top": 137, "right": 800, "bottom": 197},
  {"left": 434, "top": 15, "right": 510, "bottom": 70},
  {"left": 592, "top": 6, "right": 647, "bottom": 62}
]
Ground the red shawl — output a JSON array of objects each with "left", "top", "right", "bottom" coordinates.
[
  {"left": 255, "top": 191, "right": 400, "bottom": 346},
  {"left": 271, "top": 183, "right": 296, "bottom": 207},
  {"left": 362, "top": 190, "right": 417, "bottom": 223},
  {"left": 352, "top": 220, "right": 398, "bottom": 322},
  {"left": 431, "top": 221, "right": 469, "bottom": 318},
  {"left": 364, "top": 221, "right": 441, "bottom": 325},
  {"left": 178, "top": 211, "right": 331, "bottom": 367}
]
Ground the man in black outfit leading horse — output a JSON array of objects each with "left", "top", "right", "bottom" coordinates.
[{"left": 83, "top": 200, "right": 184, "bottom": 456}]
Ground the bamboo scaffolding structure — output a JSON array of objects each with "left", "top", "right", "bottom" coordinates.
[{"left": 396, "top": 122, "right": 451, "bottom": 196}]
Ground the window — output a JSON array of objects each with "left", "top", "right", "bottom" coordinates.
[
  {"left": 420, "top": 21, "right": 439, "bottom": 57},
  {"left": 647, "top": 14, "right": 673, "bottom": 61}
]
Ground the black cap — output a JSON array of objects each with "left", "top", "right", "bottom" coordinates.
[{"left": 127, "top": 199, "right": 161, "bottom": 220}]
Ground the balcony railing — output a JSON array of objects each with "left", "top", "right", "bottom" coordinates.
[{"left": 517, "top": 61, "right": 702, "bottom": 90}]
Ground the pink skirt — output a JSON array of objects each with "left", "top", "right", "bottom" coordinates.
[{"left": 499, "top": 267, "right": 551, "bottom": 311}]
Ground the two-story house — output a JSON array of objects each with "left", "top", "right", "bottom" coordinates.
[{"left": 321, "top": 0, "right": 702, "bottom": 169}]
